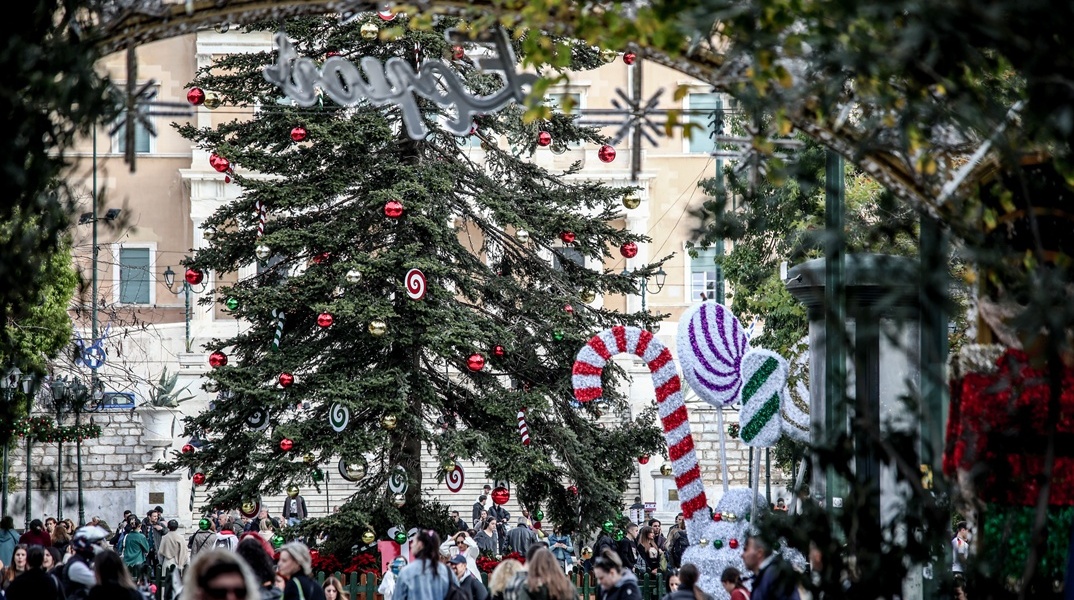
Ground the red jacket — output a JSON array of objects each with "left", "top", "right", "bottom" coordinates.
[{"left": 19, "top": 529, "right": 53, "bottom": 547}]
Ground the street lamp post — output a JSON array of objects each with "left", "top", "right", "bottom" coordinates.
[
  {"left": 49, "top": 377, "right": 91, "bottom": 523},
  {"left": 50, "top": 377, "right": 67, "bottom": 520},
  {"left": 163, "top": 266, "right": 207, "bottom": 352},
  {"left": 622, "top": 267, "right": 668, "bottom": 313}
]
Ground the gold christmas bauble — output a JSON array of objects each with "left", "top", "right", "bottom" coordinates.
[
  {"left": 344, "top": 461, "right": 366, "bottom": 481},
  {"left": 699, "top": 537, "right": 710, "bottom": 547},
  {"left": 515, "top": 229, "right": 530, "bottom": 243},
  {"left": 392, "top": 493, "right": 406, "bottom": 507},
  {"left": 203, "top": 91, "right": 222, "bottom": 110},
  {"left": 303, "top": 453, "right": 315, "bottom": 465},
  {"left": 361, "top": 23, "right": 379, "bottom": 40},
  {"left": 369, "top": 320, "right": 387, "bottom": 336},
  {"left": 622, "top": 195, "right": 641, "bottom": 210},
  {"left": 362, "top": 531, "right": 376, "bottom": 545},
  {"left": 441, "top": 459, "right": 456, "bottom": 473},
  {"left": 580, "top": 290, "right": 597, "bottom": 304},
  {"left": 660, "top": 463, "right": 673, "bottom": 476},
  {"left": 241, "top": 499, "right": 257, "bottom": 514},
  {"left": 600, "top": 49, "right": 618, "bottom": 63},
  {"left": 346, "top": 268, "right": 362, "bottom": 283},
  {"left": 381, "top": 414, "right": 398, "bottom": 430},
  {"left": 287, "top": 484, "right": 300, "bottom": 498}
]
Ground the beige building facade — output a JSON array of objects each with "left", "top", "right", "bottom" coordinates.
[{"left": 44, "top": 26, "right": 787, "bottom": 527}]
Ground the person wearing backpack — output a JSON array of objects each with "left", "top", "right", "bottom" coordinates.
[
  {"left": 63, "top": 526, "right": 110, "bottom": 600},
  {"left": 214, "top": 523, "right": 240, "bottom": 552},
  {"left": 394, "top": 530, "right": 453, "bottom": 600},
  {"left": 121, "top": 521, "right": 151, "bottom": 584},
  {"left": 188, "top": 518, "right": 218, "bottom": 561}
]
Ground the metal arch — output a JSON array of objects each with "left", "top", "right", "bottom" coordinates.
[{"left": 83, "top": 0, "right": 934, "bottom": 211}]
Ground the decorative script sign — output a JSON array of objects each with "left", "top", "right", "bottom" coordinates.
[{"left": 264, "top": 28, "right": 538, "bottom": 140}]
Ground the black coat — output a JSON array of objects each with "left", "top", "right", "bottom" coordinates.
[
  {"left": 88, "top": 582, "right": 146, "bottom": 600},
  {"left": 6, "top": 569, "right": 62, "bottom": 600},
  {"left": 595, "top": 572, "right": 641, "bottom": 600}
]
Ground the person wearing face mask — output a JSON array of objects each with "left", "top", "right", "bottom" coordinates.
[{"left": 593, "top": 550, "right": 640, "bottom": 600}]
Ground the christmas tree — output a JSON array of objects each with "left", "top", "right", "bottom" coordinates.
[{"left": 163, "top": 13, "right": 666, "bottom": 550}]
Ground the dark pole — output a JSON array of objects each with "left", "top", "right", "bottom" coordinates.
[
  {"left": 76, "top": 405, "right": 85, "bottom": 525},
  {"left": 765, "top": 448, "right": 771, "bottom": 503},
  {"left": 2, "top": 441, "right": 7, "bottom": 517},
  {"left": 823, "top": 149, "right": 847, "bottom": 512},
  {"left": 56, "top": 401, "right": 63, "bottom": 520},
  {"left": 89, "top": 121, "right": 98, "bottom": 527},
  {"left": 25, "top": 436, "right": 32, "bottom": 529}
]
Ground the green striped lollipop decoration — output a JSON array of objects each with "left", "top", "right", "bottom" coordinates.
[
  {"left": 739, "top": 348, "right": 789, "bottom": 502},
  {"left": 271, "top": 309, "right": 286, "bottom": 351}
]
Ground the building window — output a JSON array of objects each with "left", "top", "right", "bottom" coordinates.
[
  {"left": 546, "top": 92, "right": 583, "bottom": 113},
  {"left": 553, "top": 247, "right": 585, "bottom": 272},
  {"left": 685, "top": 92, "right": 722, "bottom": 154},
  {"left": 690, "top": 244, "right": 723, "bottom": 302},
  {"left": 111, "top": 112, "right": 152, "bottom": 155},
  {"left": 118, "top": 247, "right": 152, "bottom": 304}
]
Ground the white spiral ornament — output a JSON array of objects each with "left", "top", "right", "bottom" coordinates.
[
  {"left": 329, "top": 402, "right": 350, "bottom": 433},
  {"left": 445, "top": 463, "right": 465, "bottom": 493},
  {"left": 676, "top": 302, "right": 750, "bottom": 407},
  {"left": 246, "top": 407, "right": 270, "bottom": 431},
  {"left": 573, "top": 326, "right": 710, "bottom": 523},
  {"left": 518, "top": 409, "right": 530, "bottom": 446},
  {"left": 404, "top": 268, "right": 426, "bottom": 300},
  {"left": 780, "top": 337, "right": 811, "bottom": 443},
  {"left": 387, "top": 465, "right": 409, "bottom": 494}
]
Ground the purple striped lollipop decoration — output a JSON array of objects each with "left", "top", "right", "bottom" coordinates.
[{"left": 675, "top": 301, "right": 750, "bottom": 407}]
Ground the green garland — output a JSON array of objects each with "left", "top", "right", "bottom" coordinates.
[{"left": 1, "top": 415, "right": 102, "bottom": 443}]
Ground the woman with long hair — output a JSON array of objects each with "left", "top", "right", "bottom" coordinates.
[
  {"left": 394, "top": 530, "right": 451, "bottom": 600},
  {"left": 323, "top": 576, "right": 350, "bottom": 600},
  {"left": 51, "top": 524, "right": 72, "bottom": 556},
  {"left": 593, "top": 549, "right": 641, "bottom": 600},
  {"left": 659, "top": 564, "right": 713, "bottom": 600},
  {"left": 87, "top": 549, "right": 143, "bottom": 600},
  {"left": 2, "top": 544, "right": 28, "bottom": 590},
  {"left": 636, "top": 526, "right": 664, "bottom": 576},
  {"left": 719, "top": 567, "right": 748, "bottom": 600},
  {"left": 0, "top": 516, "right": 18, "bottom": 569},
  {"left": 488, "top": 559, "right": 524, "bottom": 600},
  {"left": 525, "top": 548, "right": 577, "bottom": 600},
  {"left": 259, "top": 517, "right": 275, "bottom": 542},
  {"left": 278, "top": 542, "right": 326, "bottom": 600},
  {"left": 181, "top": 549, "right": 262, "bottom": 600},
  {"left": 236, "top": 537, "right": 282, "bottom": 600}
]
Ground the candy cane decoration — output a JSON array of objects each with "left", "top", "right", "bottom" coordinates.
[
  {"left": 255, "top": 200, "right": 266, "bottom": 238},
  {"left": 573, "top": 326, "right": 709, "bottom": 521},
  {"left": 271, "top": 309, "right": 286, "bottom": 351},
  {"left": 518, "top": 409, "right": 530, "bottom": 446}
]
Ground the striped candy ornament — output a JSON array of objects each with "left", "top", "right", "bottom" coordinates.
[
  {"left": 676, "top": 302, "right": 750, "bottom": 408},
  {"left": 573, "top": 326, "right": 709, "bottom": 521},
  {"left": 271, "top": 309, "right": 286, "bottom": 351},
  {"left": 780, "top": 337, "right": 811, "bottom": 443},
  {"left": 517, "top": 410, "right": 530, "bottom": 446},
  {"left": 255, "top": 200, "right": 266, "bottom": 238},
  {"left": 738, "top": 349, "right": 789, "bottom": 447}
]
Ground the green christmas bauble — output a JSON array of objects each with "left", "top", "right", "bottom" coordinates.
[
  {"left": 713, "top": 539, "right": 723, "bottom": 549},
  {"left": 616, "top": 511, "right": 624, "bottom": 520},
  {"left": 614, "top": 529, "right": 624, "bottom": 541},
  {"left": 553, "top": 331, "right": 565, "bottom": 342},
  {"left": 225, "top": 297, "right": 239, "bottom": 310},
  {"left": 312, "top": 468, "right": 324, "bottom": 482},
  {"left": 535, "top": 510, "right": 544, "bottom": 521},
  {"left": 602, "top": 520, "right": 614, "bottom": 533},
  {"left": 199, "top": 518, "right": 211, "bottom": 531},
  {"left": 394, "top": 531, "right": 407, "bottom": 544},
  {"left": 271, "top": 534, "right": 285, "bottom": 549}
]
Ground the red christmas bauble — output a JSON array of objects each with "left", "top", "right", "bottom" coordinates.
[
  {"left": 623, "top": 52, "right": 637, "bottom": 65},
  {"left": 598, "top": 144, "right": 617, "bottom": 163},
  {"left": 185, "top": 268, "right": 205, "bottom": 285},
  {"left": 279, "top": 372, "right": 295, "bottom": 387},
  {"left": 564, "top": 304, "right": 574, "bottom": 314},
  {"left": 326, "top": 50, "right": 341, "bottom": 57},
  {"left": 452, "top": 45, "right": 465, "bottom": 60},
  {"left": 491, "top": 486, "right": 510, "bottom": 505},
  {"left": 182, "top": 444, "right": 195, "bottom": 454},
  {"left": 224, "top": 175, "right": 231, "bottom": 184},
  {"left": 209, "top": 153, "right": 230, "bottom": 173},
  {"left": 493, "top": 345, "right": 505, "bottom": 357},
  {"left": 187, "top": 88, "right": 206, "bottom": 105},
  {"left": 317, "top": 312, "right": 334, "bottom": 328},
  {"left": 532, "top": 520, "right": 542, "bottom": 530},
  {"left": 312, "top": 252, "right": 331, "bottom": 264},
  {"left": 567, "top": 485, "right": 578, "bottom": 496},
  {"left": 729, "top": 538, "right": 739, "bottom": 549},
  {"left": 290, "top": 126, "right": 308, "bottom": 142},
  {"left": 192, "top": 472, "right": 206, "bottom": 485},
  {"left": 713, "top": 512, "right": 722, "bottom": 522},
  {"left": 209, "top": 351, "right": 228, "bottom": 368},
  {"left": 620, "top": 242, "right": 638, "bottom": 258},
  {"left": 638, "top": 455, "right": 649, "bottom": 464},
  {"left": 537, "top": 131, "right": 552, "bottom": 147},
  {"left": 560, "top": 231, "right": 576, "bottom": 244},
  {"left": 279, "top": 438, "right": 294, "bottom": 451},
  {"left": 467, "top": 353, "right": 486, "bottom": 372},
  {"left": 384, "top": 200, "right": 404, "bottom": 219}
]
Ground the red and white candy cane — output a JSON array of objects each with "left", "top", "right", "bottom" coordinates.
[
  {"left": 573, "top": 326, "right": 710, "bottom": 520},
  {"left": 518, "top": 410, "right": 530, "bottom": 446},
  {"left": 255, "top": 200, "right": 266, "bottom": 238}
]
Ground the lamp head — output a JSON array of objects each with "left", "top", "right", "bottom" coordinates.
[
  {"left": 163, "top": 266, "right": 176, "bottom": 288},
  {"left": 51, "top": 377, "right": 67, "bottom": 401},
  {"left": 104, "top": 208, "right": 122, "bottom": 221},
  {"left": 654, "top": 267, "right": 668, "bottom": 290}
]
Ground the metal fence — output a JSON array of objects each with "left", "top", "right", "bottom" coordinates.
[{"left": 149, "top": 566, "right": 668, "bottom": 600}]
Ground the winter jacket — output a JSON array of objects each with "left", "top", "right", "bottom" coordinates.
[
  {"left": 122, "top": 531, "right": 151, "bottom": 566},
  {"left": 394, "top": 559, "right": 452, "bottom": 600},
  {"left": 506, "top": 525, "right": 537, "bottom": 555},
  {"left": 18, "top": 529, "right": 53, "bottom": 548},
  {"left": 6, "top": 568, "right": 62, "bottom": 600},
  {"left": 595, "top": 570, "right": 641, "bottom": 600},
  {"left": 0, "top": 527, "right": 18, "bottom": 566},
  {"left": 88, "top": 582, "right": 145, "bottom": 600},
  {"left": 660, "top": 589, "right": 715, "bottom": 600},
  {"left": 283, "top": 573, "right": 326, "bottom": 600}
]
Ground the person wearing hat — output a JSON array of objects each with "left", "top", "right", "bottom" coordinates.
[
  {"left": 18, "top": 519, "right": 52, "bottom": 548},
  {"left": 158, "top": 519, "right": 189, "bottom": 575},
  {"left": 278, "top": 541, "right": 326, "bottom": 600},
  {"left": 507, "top": 517, "right": 537, "bottom": 556},
  {"left": 451, "top": 553, "right": 489, "bottom": 600}
]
